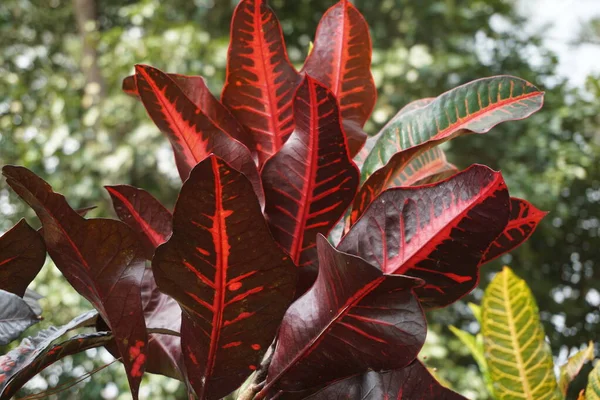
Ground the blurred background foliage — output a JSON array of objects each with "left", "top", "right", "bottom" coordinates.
[{"left": 0, "top": 0, "right": 599, "bottom": 398}]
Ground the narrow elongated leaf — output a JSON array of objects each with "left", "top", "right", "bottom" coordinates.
[
  {"left": 261, "top": 76, "right": 359, "bottom": 274},
  {"left": 134, "top": 65, "right": 264, "bottom": 205},
  {"left": 586, "top": 362, "right": 600, "bottom": 400},
  {"left": 0, "top": 290, "right": 39, "bottom": 345},
  {"left": 0, "top": 331, "right": 113, "bottom": 399},
  {"left": 152, "top": 156, "right": 297, "bottom": 400},
  {"left": 263, "top": 235, "right": 425, "bottom": 394},
  {"left": 2, "top": 166, "right": 148, "bottom": 398},
  {"left": 0, "top": 219, "right": 46, "bottom": 297},
  {"left": 482, "top": 267, "right": 560, "bottom": 400},
  {"left": 123, "top": 73, "right": 255, "bottom": 154},
  {"left": 222, "top": 0, "right": 301, "bottom": 164},
  {"left": 480, "top": 197, "right": 547, "bottom": 265},
  {"left": 305, "top": 361, "right": 466, "bottom": 400},
  {"left": 106, "top": 185, "right": 173, "bottom": 260},
  {"left": 390, "top": 147, "right": 458, "bottom": 187},
  {"left": 339, "top": 165, "right": 510, "bottom": 308},
  {"left": 303, "top": 0, "right": 376, "bottom": 156},
  {"left": 558, "top": 342, "right": 595, "bottom": 396}
]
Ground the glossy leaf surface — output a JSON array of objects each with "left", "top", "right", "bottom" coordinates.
[
  {"left": 262, "top": 76, "right": 359, "bottom": 273},
  {"left": 391, "top": 147, "right": 458, "bottom": 187},
  {"left": 586, "top": 361, "right": 600, "bottom": 400},
  {"left": 2, "top": 166, "right": 148, "bottom": 398},
  {"left": 559, "top": 341, "right": 594, "bottom": 396},
  {"left": 482, "top": 267, "right": 560, "bottom": 400},
  {"left": 222, "top": 0, "right": 301, "bottom": 164},
  {"left": 0, "top": 219, "right": 46, "bottom": 298},
  {"left": 152, "top": 156, "right": 297, "bottom": 400},
  {"left": 339, "top": 165, "right": 510, "bottom": 308},
  {"left": 480, "top": 197, "right": 547, "bottom": 265},
  {"left": 135, "top": 65, "right": 264, "bottom": 205},
  {"left": 0, "top": 290, "right": 39, "bottom": 346},
  {"left": 106, "top": 185, "right": 173, "bottom": 260},
  {"left": 305, "top": 361, "right": 467, "bottom": 400},
  {"left": 303, "top": 0, "right": 376, "bottom": 155},
  {"left": 264, "top": 236, "right": 425, "bottom": 394}
]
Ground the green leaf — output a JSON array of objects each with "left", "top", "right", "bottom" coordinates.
[
  {"left": 585, "top": 361, "right": 600, "bottom": 400},
  {"left": 482, "top": 266, "right": 561, "bottom": 400},
  {"left": 559, "top": 341, "right": 595, "bottom": 396},
  {"left": 449, "top": 326, "right": 486, "bottom": 373},
  {"left": 468, "top": 302, "right": 482, "bottom": 325}
]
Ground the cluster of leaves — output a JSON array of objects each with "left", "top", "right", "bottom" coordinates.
[
  {"left": 0, "top": 0, "right": 549, "bottom": 399},
  {"left": 451, "top": 267, "right": 600, "bottom": 400}
]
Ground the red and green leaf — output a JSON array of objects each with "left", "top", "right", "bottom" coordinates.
[
  {"left": 2, "top": 166, "right": 148, "bottom": 399},
  {"left": 106, "top": 185, "right": 173, "bottom": 260},
  {"left": 480, "top": 197, "right": 547, "bottom": 265},
  {"left": 305, "top": 361, "right": 467, "bottom": 400},
  {"left": 222, "top": 0, "right": 301, "bottom": 164},
  {"left": 0, "top": 219, "right": 46, "bottom": 298},
  {"left": 261, "top": 76, "right": 359, "bottom": 279},
  {"left": 152, "top": 156, "right": 297, "bottom": 400},
  {"left": 262, "top": 235, "right": 425, "bottom": 394},
  {"left": 123, "top": 73, "right": 255, "bottom": 154},
  {"left": 339, "top": 165, "right": 510, "bottom": 309},
  {"left": 390, "top": 147, "right": 458, "bottom": 187},
  {"left": 302, "top": 0, "right": 376, "bottom": 156},
  {"left": 134, "top": 64, "right": 264, "bottom": 205}
]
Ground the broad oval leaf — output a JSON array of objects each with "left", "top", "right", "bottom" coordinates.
[
  {"left": 482, "top": 267, "right": 560, "bottom": 400},
  {"left": 261, "top": 76, "right": 359, "bottom": 278},
  {"left": 302, "top": 0, "right": 376, "bottom": 156},
  {"left": 152, "top": 156, "right": 297, "bottom": 400},
  {"left": 304, "top": 360, "right": 467, "bottom": 400},
  {"left": 134, "top": 64, "right": 264, "bottom": 205},
  {"left": 222, "top": 0, "right": 301, "bottom": 164},
  {"left": 2, "top": 166, "right": 148, "bottom": 399},
  {"left": 339, "top": 165, "right": 510, "bottom": 309},
  {"left": 106, "top": 185, "right": 173, "bottom": 260},
  {"left": 0, "top": 311, "right": 99, "bottom": 398},
  {"left": 0, "top": 219, "right": 46, "bottom": 298},
  {"left": 586, "top": 361, "right": 600, "bottom": 400},
  {"left": 559, "top": 341, "right": 595, "bottom": 397},
  {"left": 480, "top": 197, "right": 547, "bottom": 265},
  {"left": 262, "top": 235, "right": 425, "bottom": 394},
  {"left": 0, "top": 290, "right": 39, "bottom": 346}
]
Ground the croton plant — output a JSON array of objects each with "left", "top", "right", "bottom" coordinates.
[{"left": 0, "top": 0, "right": 548, "bottom": 399}]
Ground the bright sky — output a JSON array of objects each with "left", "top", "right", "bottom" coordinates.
[{"left": 518, "top": 0, "right": 600, "bottom": 87}]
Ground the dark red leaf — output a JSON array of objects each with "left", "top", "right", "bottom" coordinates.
[
  {"left": 304, "top": 360, "right": 467, "bottom": 400},
  {"left": 122, "top": 73, "right": 256, "bottom": 155},
  {"left": 0, "top": 290, "right": 39, "bottom": 346},
  {"left": 480, "top": 197, "right": 547, "bottom": 265},
  {"left": 302, "top": 0, "right": 377, "bottom": 155},
  {"left": 261, "top": 76, "right": 359, "bottom": 281},
  {"left": 222, "top": 0, "right": 301, "bottom": 165},
  {"left": 152, "top": 156, "right": 297, "bottom": 400},
  {"left": 106, "top": 185, "right": 173, "bottom": 260},
  {"left": 0, "top": 219, "right": 46, "bottom": 297},
  {"left": 339, "top": 165, "right": 510, "bottom": 309},
  {"left": 134, "top": 64, "right": 264, "bottom": 205},
  {"left": 261, "top": 235, "right": 425, "bottom": 395},
  {"left": 2, "top": 166, "right": 148, "bottom": 399}
]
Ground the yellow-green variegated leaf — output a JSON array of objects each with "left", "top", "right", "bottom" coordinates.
[
  {"left": 482, "top": 267, "right": 561, "bottom": 400},
  {"left": 559, "top": 341, "right": 595, "bottom": 396},
  {"left": 391, "top": 147, "right": 458, "bottom": 187},
  {"left": 469, "top": 302, "right": 482, "bottom": 325},
  {"left": 585, "top": 361, "right": 600, "bottom": 400}
]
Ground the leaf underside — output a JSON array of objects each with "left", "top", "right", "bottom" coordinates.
[{"left": 0, "top": 290, "right": 39, "bottom": 346}]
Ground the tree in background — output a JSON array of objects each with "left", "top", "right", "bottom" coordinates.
[{"left": 1, "top": 0, "right": 598, "bottom": 398}]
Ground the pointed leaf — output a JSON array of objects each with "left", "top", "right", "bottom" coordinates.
[
  {"left": 22, "top": 289, "right": 43, "bottom": 316},
  {"left": 263, "top": 235, "right": 425, "bottom": 394},
  {"left": 123, "top": 73, "right": 255, "bottom": 154},
  {"left": 261, "top": 76, "right": 359, "bottom": 275},
  {"left": 480, "top": 197, "right": 547, "bottom": 265},
  {"left": 586, "top": 361, "right": 600, "bottom": 400},
  {"left": 2, "top": 166, "right": 148, "bottom": 398},
  {"left": 559, "top": 341, "right": 595, "bottom": 396},
  {"left": 303, "top": 0, "right": 376, "bottom": 155},
  {"left": 304, "top": 361, "right": 467, "bottom": 400},
  {"left": 0, "top": 219, "right": 46, "bottom": 298},
  {"left": 222, "top": 0, "right": 301, "bottom": 164},
  {"left": 0, "top": 290, "right": 39, "bottom": 345},
  {"left": 482, "top": 267, "right": 560, "bottom": 400},
  {"left": 0, "top": 311, "right": 100, "bottom": 398},
  {"left": 106, "top": 185, "right": 173, "bottom": 260},
  {"left": 152, "top": 156, "right": 297, "bottom": 400},
  {"left": 339, "top": 165, "right": 510, "bottom": 309},
  {"left": 134, "top": 64, "right": 264, "bottom": 205}
]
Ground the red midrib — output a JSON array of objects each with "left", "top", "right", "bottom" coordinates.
[
  {"left": 332, "top": 1, "right": 348, "bottom": 98},
  {"left": 0, "top": 256, "right": 18, "bottom": 267}
]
